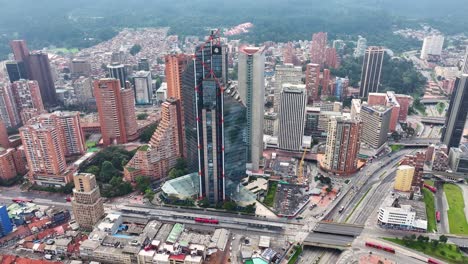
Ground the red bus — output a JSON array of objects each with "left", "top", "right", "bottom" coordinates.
[
  {"left": 365, "top": 242, "right": 395, "bottom": 254},
  {"left": 194, "top": 218, "right": 219, "bottom": 224},
  {"left": 428, "top": 258, "right": 440, "bottom": 264},
  {"left": 436, "top": 211, "right": 441, "bottom": 222},
  {"left": 12, "top": 198, "right": 33, "bottom": 203},
  {"left": 423, "top": 184, "right": 437, "bottom": 193}
]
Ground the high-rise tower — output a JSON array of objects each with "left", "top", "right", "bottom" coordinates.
[
  {"left": 19, "top": 123, "right": 68, "bottom": 185},
  {"left": 323, "top": 115, "right": 362, "bottom": 175},
  {"left": 193, "top": 31, "right": 247, "bottom": 204},
  {"left": 310, "top": 32, "right": 328, "bottom": 68},
  {"left": 278, "top": 84, "right": 307, "bottom": 151},
  {"left": 28, "top": 51, "right": 57, "bottom": 106},
  {"left": 442, "top": 74, "right": 468, "bottom": 149},
  {"left": 359, "top": 46, "right": 384, "bottom": 98},
  {"left": 94, "top": 79, "right": 138, "bottom": 146},
  {"left": 107, "top": 63, "right": 127, "bottom": 89},
  {"left": 71, "top": 173, "right": 105, "bottom": 230},
  {"left": 10, "top": 40, "right": 29, "bottom": 62},
  {"left": 238, "top": 46, "right": 265, "bottom": 171},
  {"left": 305, "top": 63, "right": 321, "bottom": 103}
]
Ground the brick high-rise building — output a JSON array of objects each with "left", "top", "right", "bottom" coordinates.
[
  {"left": 400, "top": 151, "right": 425, "bottom": 188},
  {"left": 283, "top": 42, "right": 294, "bottom": 65},
  {"left": 121, "top": 87, "right": 138, "bottom": 139},
  {"left": 359, "top": 47, "right": 385, "bottom": 98},
  {"left": 0, "top": 82, "right": 20, "bottom": 128},
  {"left": 71, "top": 173, "right": 105, "bottom": 230},
  {"left": 19, "top": 123, "right": 70, "bottom": 186},
  {"left": 124, "top": 99, "right": 183, "bottom": 181},
  {"left": 165, "top": 54, "right": 190, "bottom": 101},
  {"left": 238, "top": 46, "right": 265, "bottom": 171},
  {"left": 310, "top": 32, "right": 328, "bottom": 68},
  {"left": 11, "top": 80, "right": 45, "bottom": 121},
  {"left": 94, "top": 79, "right": 138, "bottom": 146},
  {"left": 35, "top": 112, "right": 86, "bottom": 156},
  {"left": 27, "top": 51, "right": 57, "bottom": 106},
  {"left": 0, "top": 148, "right": 17, "bottom": 181},
  {"left": 325, "top": 47, "right": 339, "bottom": 69},
  {"left": 305, "top": 63, "right": 320, "bottom": 103},
  {"left": 323, "top": 115, "right": 362, "bottom": 175},
  {"left": 10, "top": 40, "right": 29, "bottom": 62},
  {"left": 321, "top": 69, "right": 332, "bottom": 97},
  {"left": 0, "top": 119, "right": 9, "bottom": 149},
  {"left": 70, "top": 59, "right": 91, "bottom": 78},
  {"left": 165, "top": 54, "right": 190, "bottom": 158}
]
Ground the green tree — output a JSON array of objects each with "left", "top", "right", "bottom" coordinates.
[
  {"left": 439, "top": 235, "right": 448, "bottom": 243},
  {"left": 62, "top": 182, "right": 74, "bottom": 194},
  {"left": 169, "top": 168, "right": 186, "bottom": 179},
  {"left": 174, "top": 158, "right": 187, "bottom": 171},
  {"left": 144, "top": 188, "right": 155, "bottom": 202},
  {"left": 431, "top": 239, "right": 440, "bottom": 248},
  {"left": 139, "top": 123, "right": 158, "bottom": 143},
  {"left": 135, "top": 176, "right": 151, "bottom": 193},
  {"left": 85, "top": 165, "right": 100, "bottom": 176},
  {"left": 130, "top": 44, "right": 142, "bottom": 56},
  {"left": 100, "top": 161, "right": 119, "bottom": 183},
  {"left": 223, "top": 201, "right": 237, "bottom": 211},
  {"left": 137, "top": 113, "right": 148, "bottom": 120},
  {"left": 198, "top": 197, "right": 210, "bottom": 208}
]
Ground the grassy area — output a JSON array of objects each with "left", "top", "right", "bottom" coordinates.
[
  {"left": 444, "top": 184, "right": 468, "bottom": 235},
  {"left": 264, "top": 181, "right": 278, "bottom": 207},
  {"left": 50, "top": 47, "right": 79, "bottom": 54},
  {"left": 384, "top": 237, "right": 468, "bottom": 264},
  {"left": 345, "top": 188, "right": 371, "bottom": 222},
  {"left": 422, "top": 188, "right": 437, "bottom": 232},
  {"left": 288, "top": 245, "right": 303, "bottom": 264},
  {"left": 424, "top": 180, "right": 435, "bottom": 187},
  {"left": 86, "top": 141, "right": 96, "bottom": 148},
  {"left": 390, "top": 144, "right": 404, "bottom": 152}
]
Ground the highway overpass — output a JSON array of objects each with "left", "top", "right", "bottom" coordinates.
[
  {"left": 303, "top": 222, "right": 364, "bottom": 250},
  {"left": 420, "top": 117, "right": 445, "bottom": 125},
  {"left": 389, "top": 138, "right": 440, "bottom": 147}
]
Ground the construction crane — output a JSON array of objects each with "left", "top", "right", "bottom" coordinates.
[{"left": 297, "top": 147, "right": 309, "bottom": 185}]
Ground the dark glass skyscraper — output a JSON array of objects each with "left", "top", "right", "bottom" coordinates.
[
  {"left": 181, "top": 62, "right": 198, "bottom": 172},
  {"left": 5, "top": 61, "right": 28, "bottom": 83},
  {"left": 359, "top": 46, "right": 384, "bottom": 98},
  {"left": 28, "top": 51, "right": 57, "bottom": 106},
  {"left": 442, "top": 74, "right": 468, "bottom": 149},
  {"left": 192, "top": 31, "right": 247, "bottom": 204}
]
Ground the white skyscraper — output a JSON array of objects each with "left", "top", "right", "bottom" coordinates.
[
  {"left": 133, "top": 71, "right": 152, "bottom": 105},
  {"left": 278, "top": 84, "right": 307, "bottom": 151},
  {"left": 273, "top": 64, "right": 302, "bottom": 112},
  {"left": 354, "top": 36, "right": 367, "bottom": 58},
  {"left": 238, "top": 46, "right": 265, "bottom": 171},
  {"left": 420, "top": 35, "right": 444, "bottom": 60}
]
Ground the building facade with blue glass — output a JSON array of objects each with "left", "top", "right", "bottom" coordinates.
[
  {"left": 0, "top": 205, "right": 12, "bottom": 237},
  {"left": 193, "top": 31, "right": 247, "bottom": 204}
]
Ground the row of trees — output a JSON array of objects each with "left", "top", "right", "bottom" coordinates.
[{"left": 402, "top": 234, "right": 448, "bottom": 247}]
